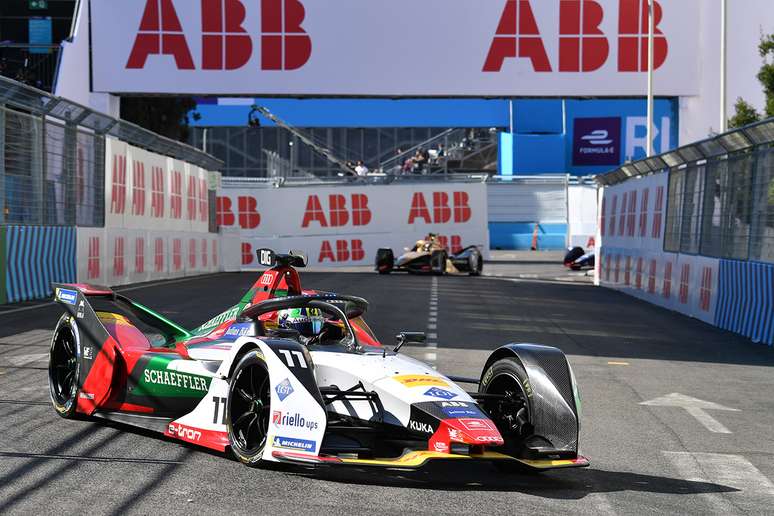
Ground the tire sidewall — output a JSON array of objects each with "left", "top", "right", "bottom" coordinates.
[
  {"left": 480, "top": 357, "right": 533, "bottom": 425},
  {"left": 227, "top": 350, "right": 269, "bottom": 465},
  {"left": 48, "top": 314, "right": 81, "bottom": 418}
]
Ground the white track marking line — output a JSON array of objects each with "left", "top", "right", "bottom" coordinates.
[
  {"left": 685, "top": 407, "right": 733, "bottom": 434},
  {"left": 425, "top": 277, "right": 439, "bottom": 367},
  {"left": 664, "top": 452, "right": 774, "bottom": 511},
  {"left": 641, "top": 393, "right": 739, "bottom": 434}
]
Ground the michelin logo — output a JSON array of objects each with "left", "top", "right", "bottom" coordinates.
[{"left": 273, "top": 436, "right": 316, "bottom": 453}]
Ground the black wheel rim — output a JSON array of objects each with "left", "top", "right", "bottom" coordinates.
[
  {"left": 49, "top": 326, "right": 77, "bottom": 406},
  {"left": 229, "top": 362, "right": 271, "bottom": 456},
  {"left": 482, "top": 373, "right": 531, "bottom": 444}
]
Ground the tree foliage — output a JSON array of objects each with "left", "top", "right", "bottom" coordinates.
[
  {"left": 729, "top": 33, "right": 774, "bottom": 129},
  {"left": 119, "top": 97, "right": 198, "bottom": 143},
  {"left": 729, "top": 97, "right": 761, "bottom": 129}
]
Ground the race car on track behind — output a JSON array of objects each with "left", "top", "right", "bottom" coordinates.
[
  {"left": 563, "top": 246, "right": 595, "bottom": 271},
  {"left": 375, "top": 234, "right": 483, "bottom": 275},
  {"left": 48, "top": 249, "right": 586, "bottom": 472}
]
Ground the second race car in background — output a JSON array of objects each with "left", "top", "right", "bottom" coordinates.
[
  {"left": 376, "top": 234, "right": 483, "bottom": 275},
  {"left": 563, "top": 246, "right": 595, "bottom": 271}
]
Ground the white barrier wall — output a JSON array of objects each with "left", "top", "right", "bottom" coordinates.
[
  {"left": 217, "top": 183, "right": 490, "bottom": 270},
  {"left": 77, "top": 138, "right": 217, "bottom": 286},
  {"left": 567, "top": 184, "right": 598, "bottom": 248},
  {"left": 596, "top": 172, "right": 719, "bottom": 324}
]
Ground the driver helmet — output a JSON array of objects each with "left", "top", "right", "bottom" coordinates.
[{"left": 277, "top": 307, "right": 325, "bottom": 337}]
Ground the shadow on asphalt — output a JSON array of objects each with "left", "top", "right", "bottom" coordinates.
[{"left": 284, "top": 461, "right": 739, "bottom": 498}]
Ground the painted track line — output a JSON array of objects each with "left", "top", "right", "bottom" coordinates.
[{"left": 424, "top": 277, "right": 439, "bottom": 366}]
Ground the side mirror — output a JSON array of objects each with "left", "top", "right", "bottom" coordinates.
[
  {"left": 394, "top": 332, "right": 426, "bottom": 353},
  {"left": 289, "top": 250, "right": 308, "bottom": 267}
]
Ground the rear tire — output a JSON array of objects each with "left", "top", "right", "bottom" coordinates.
[
  {"left": 227, "top": 351, "right": 271, "bottom": 466},
  {"left": 48, "top": 315, "right": 80, "bottom": 419},
  {"left": 469, "top": 255, "right": 483, "bottom": 276},
  {"left": 479, "top": 357, "right": 535, "bottom": 473},
  {"left": 375, "top": 248, "right": 394, "bottom": 275}
]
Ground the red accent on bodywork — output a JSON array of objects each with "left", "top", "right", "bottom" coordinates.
[
  {"left": 66, "top": 283, "right": 114, "bottom": 296},
  {"left": 76, "top": 335, "right": 119, "bottom": 414},
  {"left": 165, "top": 423, "right": 229, "bottom": 452},
  {"left": 428, "top": 418, "right": 504, "bottom": 452}
]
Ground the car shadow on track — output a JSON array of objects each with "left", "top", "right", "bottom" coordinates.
[{"left": 281, "top": 462, "right": 738, "bottom": 499}]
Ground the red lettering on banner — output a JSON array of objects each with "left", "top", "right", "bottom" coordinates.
[
  {"left": 202, "top": 0, "right": 252, "bottom": 70},
  {"left": 652, "top": 185, "right": 664, "bottom": 238},
  {"left": 604, "top": 254, "right": 611, "bottom": 281},
  {"left": 132, "top": 161, "right": 146, "bottom": 216},
  {"left": 173, "top": 238, "right": 182, "bottom": 271},
  {"left": 648, "top": 259, "right": 656, "bottom": 294},
  {"left": 126, "top": 0, "right": 195, "bottom": 69},
  {"left": 111, "top": 155, "right": 127, "bottom": 215},
  {"left": 88, "top": 237, "right": 101, "bottom": 280},
  {"left": 624, "top": 256, "right": 631, "bottom": 285},
  {"left": 113, "top": 237, "right": 125, "bottom": 278},
  {"left": 212, "top": 240, "right": 218, "bottom": 267},
  {"left": 187, "top": 176, "right": 197, "bottom": 221},
  {"left": 627, "top": 190, "right": 637, "bottom": 237},
  {"left": 614, "top": 254, "right": 621, "bottom": 283},
  {"left": 679, "top": 263, "right": 690, "bottom": 304},
  {"left": 216, "top": 196, "right": 235, "bottom": 226},
  {"left": 408, "top": 193, "right": 432, "bottom": 224},
  {"left": 241, "top": 242, "right": 254, "bottom": 265},
  {"left": 662, "top": 260, "right": 672, "bottom": 298},
  {"left": 699, "top": 266, "right": 712, "bottom": 312},
  {"left": 335, "top": 240, "right": 350, "bottom": 262},
  {"left": 559, "top": 0, "right": 608, "bottom": 72},
  {"left": 483, "top": 0, "right": 551, "bottom": 72},
  {"left": 151, "top": 166, "right": 165, "bottom": 218},
  {"left": 199, "top": 178, "right": 209, "bottom": 222},
  {"left": 302, "top": 195, "right": 327, "bottom": 228},
  {"left": 329, "top": 195, "right": 349, "bottom": 227},
  {"left": 135, "top": 237, "right": 145, "bottom": 274},
  {"left": 201, "top": 238, "right": 208, "bottom": 267},
  {"left": 237, "top": 196, "right": 261, "bottom": 229},
  {"left": 451, "top": 235, "right": 462, "bottom": 254},
  {"left": 608, "top": 195, "right": 617, "bottom": 236},
  {"left": 639, "top": 187, "right": 649, "bottom": 237},
  {"left": 635, "top": 256, "right": 643, "bottom": 289},
  {"left": 319, "top": 240, "right": 335, "bottom": 262},
  {"left": 351, "top": 239, "right": 365, "bottom": 261},
  {"left": 618, "top": 192, "right": 627, "bottom": 236},
  {"left": 600, "top": 197, "right": 607, "bottom": 237},
  {"left": 352, "top": 194, "right": 371, "bottom": 226},
  {"left": 189, "top": 239, "right": 197, "bottom": 268},
  {"left": 261, "top": 0, "right": 312, "bottom": 70},
  {"left": 453, "top": 192, "right": 471, "bottom": 223},
  {"left": 433, "top": 192, "right": 451, "bottom": 224},
  {"left": 155, "top": 238, "right": 164, "bottom": 272},
  {"left": 171, "top": 170, "right": 183, "bottom": 219},
  {"left": 618, "top": 0, "right": 668, "bottom": 72}
]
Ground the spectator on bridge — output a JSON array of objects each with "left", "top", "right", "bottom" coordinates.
[{"left": 355, "top": 160, "right": 369, "bottom": 177}]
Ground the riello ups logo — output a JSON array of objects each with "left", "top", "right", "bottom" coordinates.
[{"left": 126, "top": 0, "right": 312, "bottom": 71}]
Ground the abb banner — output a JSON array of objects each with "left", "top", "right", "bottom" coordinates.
[
  {"left": 217, "top": 183, "right": 489, "bottom": 270},
  {"left": 91, "top": 0, "right": 699, "bottom": 96},
  {"left": 596, "top": 172, "right": 718, "bottom": 324},
  {"left": 76, "top": 228, "right": 219, "bottom": 286}
]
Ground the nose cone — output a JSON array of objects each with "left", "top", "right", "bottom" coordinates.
[{"left": 428, "top": 417, "right": 504, "bottom": 453}]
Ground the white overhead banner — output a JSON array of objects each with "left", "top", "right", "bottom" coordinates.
[
  {"left": 217, "top": 183, "right": 489, "bottom": 269},
  {"left": 91, "top": 0, "right": 700, "bottom": 96}
]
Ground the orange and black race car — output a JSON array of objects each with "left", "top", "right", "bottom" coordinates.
[{"left": 375, "top": 234, "right": 483, "bottom": 275}]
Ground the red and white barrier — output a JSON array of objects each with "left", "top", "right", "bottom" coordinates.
[
  {"left": 596, "top": 172, "right": 718, "bottom": 324},
  {"left": 217, "top": 183, "right": 490, "bottom": 270}
]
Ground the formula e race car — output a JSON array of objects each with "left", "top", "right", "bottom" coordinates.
[
  {"left": 563, "top": 246, "right": 595, "bottom": 271},
  {"left": 48, "top": 249, "right": 586, "bottom": 472},
  {"left": 375, "top": 234, "right": 483, "bottom": 275}
]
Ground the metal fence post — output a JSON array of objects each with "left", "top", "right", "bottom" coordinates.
[
  {"left": 0, "top": 105, "right": 5, "bottom": 225},
  {"left": 64, "top": 119, "right": 78, "bottom": 226},
  {"left": 33, "top": 113, "right": 45, "bottom": 225}
]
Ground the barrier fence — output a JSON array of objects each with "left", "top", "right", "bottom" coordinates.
[
  {"left": 597, "top": 117, "right": 774, "bottom": 346},
  {"left": 0, "top": 76, "right": 222, "bottom": 303}
]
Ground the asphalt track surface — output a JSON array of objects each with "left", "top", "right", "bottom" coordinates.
[{"left": 1, "top": 270, "right": 774, "bottom": 514}]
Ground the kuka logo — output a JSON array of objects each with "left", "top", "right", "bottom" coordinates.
[
  {"left": 484, "top": 0, "right": 668, "bottom": 73},
  {"left": 127, "top": 0, "right": 312, "bottom": 71}
]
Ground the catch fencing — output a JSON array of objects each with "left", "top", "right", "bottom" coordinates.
[
  {"left": 597, "top": 118, "right": 774, "bottom": 346},
  {"left": 0, "top": 76, "right": 222, "bottom": 302}
]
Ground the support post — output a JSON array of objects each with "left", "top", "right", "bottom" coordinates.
[{"left": 646, "top": 0, "right": 655, "bottom": 157}]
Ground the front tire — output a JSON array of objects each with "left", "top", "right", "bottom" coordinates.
[
  {"left": 479, "top": 357, "right": 534, "bottom": 473},
  {"left": 227, "top": 351, "right": 272, "bottom": 466},
  {"left": 431, "top": 251, "right": 448, "bottom": 275},
  {"left": 469, "top": 254, "right": 483, "bottom": 276},
  {"left": 48, "top": 316, "right": 80, "bottom": 419}
]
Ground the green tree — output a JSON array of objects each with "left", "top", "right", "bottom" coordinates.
[
  {"left": 119, "top": 97, "right": 198, "bottom": 143},
  {"left": 729, "top": 97, "right": 761, "bottom": 129}
]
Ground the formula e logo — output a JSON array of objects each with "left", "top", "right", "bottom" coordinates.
[
  {"left": 460, "top": 419, "right": 495, "bottom": 432},
  {"left": 424, "top": 387, "right": 457, "bottom": 400},
  {"left": 581, "top": 130, "right": 613, "bottom": 145},
  {"left": 408, "top": 420, "right": 433, "bottom": 434},
  {"left": 275, "top": 378, "right": 294, "bottom": 401}
]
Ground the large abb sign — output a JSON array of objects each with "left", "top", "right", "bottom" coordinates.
[
  {"left": 217, "top": 183, "right": 489, "bottom": 269},
  {"left": 596, "top": 173, "right": 719, "bottom": 324},
  {"left": 91, "top": 0, "right": 699, "bottom": 96}
]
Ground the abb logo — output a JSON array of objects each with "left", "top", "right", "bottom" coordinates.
[
  {"left": 436, "top": 235, "right": 463, "bottom": 254},
  {"left": 172, "top": 239, "right": 182, "bottom": 271},
  {"left": 201, "top": 238, "right": 209, "bottom": 267},
  {"left": 217, "top": 196, "right": 261, "bottom": 229},
  {"left": 171, "top": 170, "right": 183, "bottom": 219},
  {"left": 155, "top": 238, "right": 165, "bottom": 272},
  {"left": 135, "top": 237, "right": 145, "bottom": 274},
  {"left": 151, "top": 166, "right": 165, "bottom": 218},
  {"left": 187, "top": 176, "right": 198, "bottom": 221},
  {"left": 88, "top": 237, "right": 101, "bottom": 280},
  {"left": 319, "top": 240, "right": 365, "bottom": 263},
  {"left": 699, "top": 266, "right": 712, "bottom": 312},
  {"left": 408, "top": 192, "right": 471, "bottom": 224},
  {"left": 189, "top": 239, "right": 197, "bottom": 269},
  {"left": 662, "top": 260, "right": 672, "bottom": 298},
  {"left": 111, "top": 155, "right": 127, "bottom": 215},
  {"left": 199, "top": 178, "right": 209, "bottom": 222},
  {"left": 127, "top": 0, "right": 311, "bottom": 71},
  {"left": 302, "top": 194, "right": 371, "bottom": 228},
  {"left": 484, "top": 0, "right": 668, "bottom": 73},
  {"left": 113, "top": 237, "right": 126, "bottom": 278}
]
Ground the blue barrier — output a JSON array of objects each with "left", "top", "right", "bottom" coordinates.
[
  {"left": 6, "top": 226, "right": 77, "bottom": 303},
  {"left": 489, "top": 222, "right": 567, "bottom": 250},
  {"left": 715, "top": 260, "right": 774, "bottom": 346}
]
